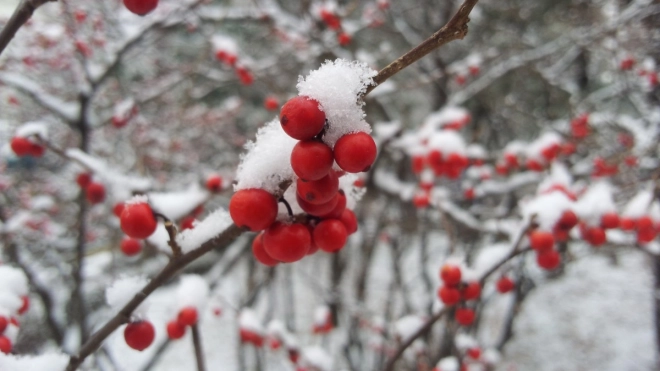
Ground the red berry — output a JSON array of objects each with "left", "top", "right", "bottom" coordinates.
[
  {"left": 526, "top": 159, "right": 544, "bottom": 172},
  {"left": 120, "top": 238, "right": 142, "bottom": 256},
  {"left": 338, "top": 32, "right": 351, "bottom": 46},
  {"left": 113, "top": 202, "right": 126, "bottom": 218},
  {"left": 279, "top": 96, "right": 326, "bottom": 140},
  {"left": 123, "top": 0, "right": 158, "bottom": 15},
  {"left": 529, "top": 230, "right": 554, "bottom": 252},
  {"left": 291, "top": 141, "right": 334, "bottom": 181},
  {"left": 556, "top": 210, "right": 578, "bottom": 230},
  {"left": 0, "top": 336, "right": 11, "bottom": 354},
  {"left": 252, "top": 233, "right": 278, "bottom": 266},
  {"left": 85, "top": 182, "right": 106, "bottom": 204},
  {"left": 464, "top": 188, "right": 475, "bottom": 200},
  {"left": 263, "top": 222, "right": 311, "bottom": 263},
  {"left": 440, "top": 264, "right": 462, "bottom": 286},
  {"left": 0, "top": 316, "right": 6, "bottom": 333},
  {"left": 620, "top": 217, "right": 636, "bottom": 231},
  {"left": 229, "top": 189, "right": 278, "bottom": 231},
  {"left": 180, "top": 216, "right": 195, "bottom": 230},
  {"left": 264, "top": 96, "right": 279, "bottom": 111},
  {"left": 339, "top": 209, "right": 358, "bottom": 234},
  {"left": 600, "top": 212, "right": 619, "bottom": 229},
  {"left": 297, "top": 172, "right": 339, "bottom": 204},
  {"left": 411, "top": 155, "right": 426, "bottom": 174},
  {"left": 334, "top": 132, "right": 378, "bottom": 173},
  {"left": 537, "top": 250, "right": 561, "bottom": 270},
  {"left": 438, "top": 286, "right": 460, "bottom": 306},
  {"left": 124, "top": 321, "right": 155, "bottom": 351},
  {"left": 637, "top": 216, "right": 654, "bottom": 231},
  {"left": 10, "top": 137, "right": 33, "bottom": 157},
  {"left": 120, "top": 202, "right": 158, "bottom": 239},
  {"left": 583, "top": 226, "right": 606, "bottom": 246},
  {"left": 206, "top": 175, "right": 223, "bottom": 192},
  {"left": 318, "top": 191, "right": 346, "bottom": 219},
  {"left": 18, "top": 296, "right": 29, "bottom": 315},
  {"left": 74, "top": 10, "right": 87, "bottom": 23},
  {"left": 455, "top": 308, "right": 475, "bottom": 326},
  {"left": 637, "top": 228, "right": 658, "bottom": 243},
  {"left": 461, "top": 281, "right": 481, "bottom": 301},
  {"left": 166, "top": 320, "right": 186, "bottom": 339},
  {"left": 178, "top": 307, "right": 198, "bottom": 326},
  {"left": 413, "top": 193, "right": 430, "bottom": 208},
  {"left": 296, "top": 193, "right": 339, "bottom": 216},
  {"left": 313, "top": 219, "right": 348, "bottom": 253},
  {"left": 236, "top": 67, "right": 253, "bottom": 85},
  {"left": 496, "top": 276, "right": 515, "bottom": 293},
  {"left": 76, "top": 173, "right": 92, "bottom": 188}
]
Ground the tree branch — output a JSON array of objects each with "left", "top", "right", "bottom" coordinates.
[
  {"left": 191, "top": 324, "right": 206, "bottom": 371},
  {"left": 0, "top": 0, "right": 56, "bottom": 57},
  {"left": 65, "top": 223, "right": 244, "bottom": 371},
  {"left": 364, "top": 0, "right": 479, "bottom": 96}
]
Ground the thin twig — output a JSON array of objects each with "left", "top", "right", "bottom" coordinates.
[
  {"left": 191, "top": 324, "right": 206, "bottom": 371},
  {"left": 363, "top": 0, "right": 480, "bottom": 96},
  {"left": 0, "top": 0, "right": 56, "bottom": 57},
  {"left": 154, "top": 213, "right": 182, "bottom": 258}
]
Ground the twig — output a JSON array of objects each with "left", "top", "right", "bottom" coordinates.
[
  {"left": 0, "top": 0, "right": 56, "bottom": 57},
  {"left": 65, "top": 223, "right": 244, "bottom": 371},
  {"left": 191, "top": 324, "right": 206, "bottom": 371},
  {"left": 154, "top": 213, "right": 182, "bottom": 258},
  {"left": 363, "top": 0, "right": 480, "bottom": 96}
]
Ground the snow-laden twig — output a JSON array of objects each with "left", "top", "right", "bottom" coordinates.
[{"left": 0, "top": 0, "right": 56, "bottom": 56}]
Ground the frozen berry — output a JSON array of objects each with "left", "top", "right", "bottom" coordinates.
[
  {"left": 0, "top": 336, "right": 11, "bottom": 354},
  {"left": 296, "top": 193, "right": 338, "bottom": 216},
  {"left": 229, "top": 189, "right": 278, "bottom": 231},
  {"left": 76, "top": 173, "right": 92, "bottom": 189},
  {"left": 279, "top": 96, "right": 326, "bottom": 140},
  {"left": 333, "top": 132, "right": 377, "bottom": 173},
  {"left": 600, "top": 212, "right": 619, "bottom": 229}
]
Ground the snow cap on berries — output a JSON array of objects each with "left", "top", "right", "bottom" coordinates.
[
  {"left": 300, "top": 346, "right": 333, "bottom": 371},
  {"left": 521, "top": 192, "right": 574, "bottom": 231},
  {"left": 296, "top": 59, "right": 376, "bottom": 146},
  {"left": 238, "top": 308, "right": 264, "bottom": 335},
  {"left": 574, "top": 182, "right": 616, "bottom": 226}
]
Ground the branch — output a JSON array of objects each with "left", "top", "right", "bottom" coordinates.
[
  {"left": 65, "top": 223, "right": 244, "bottom": 371},
  {"left": 191, "top": 324, "right": 206, "bottom": 371},
  {"left": 364, "top": 0, "right": 480, "bottom": 96},
  {"left": 0, "top": 0, "right": 56, "bottom": 57}
]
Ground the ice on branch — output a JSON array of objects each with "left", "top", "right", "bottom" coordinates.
[
  {"left": 296, "top": 59, "right": 377, "bottom": 146},
  {"left": 106, "top": 276, "right": 150, "bottom": 318},
  {"left": 176, "top": 208, "right": 233, "bottom": 253},
  {"left": 15, "top": 121, "right": 49, "bottom": 139},
  {"left": 300, "top": 346, "right": 333, "bottom": 371},
  {"left": 66, "top": 149, "right": 152, "bottom": 200},
  {"left": 175, "top": 275, "right": 209, "bottom": 310},
  {"left": 149, "top": 184, "right": 208, "bottom": 221},
  {"left": 234, "top": 119, "right": 297, "bottom": 193},
  {"left": 0, "top": 352, "right": 69, "bottom": 371}
]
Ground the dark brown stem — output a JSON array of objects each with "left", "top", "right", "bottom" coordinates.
[
  {"left": 65, "top": 224, "right": 244, "bottom": 371},
  {"left": 363, "top": 0, "right": 480, "bottom": 96},
  {"left": 154, "top": 213, "right": 182, "bottom": 257},
  {"left": 191, "top": 324, "right": 206, "bottom": 371},
  {"left": 0, "top": 0, "right": 57, "bottom": 57}
]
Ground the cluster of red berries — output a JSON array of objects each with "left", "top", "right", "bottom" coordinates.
[
  {"left": 0, "top": 297, "right": 29, "bottom": 354},
  {"left": 231, "top": 95, "right": 376, "bottom": 265},
  {"left": 570, "top": 113, "right": 590, "bottom": 139},
  {"left": 124, "top": 320, "right": 155, "bottom": 351},
  {"left": 76, "top": 172, "right": 106, "bottom": 205},
  {"left": 592, "top": 157, "right": 619, "bottom": 178},
  {"left": 318, "top": 8, "right": 352, "bottom": 46},
  {"left": 413, "top": 149, "right": 469, "bottom": 179},
  {"left": 529, "top": 228, "right": 561, "bottom": 270},
  {"left": 437, "top": 264, "right": 479, "bottom": 326},
  {"left": 214, "top": 48, "right": 253, "bottom": 85},
  {"left": 166, "top": 306, "right": 198, "bottom": 340},
  {"left": 10, "top": 136, "right": 45, "bottom": 158},
  {"left": 123, "top": 0, "right": 158, "bottom": 16},
  {"left": 454, "top": 64, "right": 481, "bottom": 86},
  {"left": 620, "top": 215, "right": 658, "bottom": 244}
]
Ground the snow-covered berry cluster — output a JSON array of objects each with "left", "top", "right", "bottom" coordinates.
[{"left": 437, "top": 264, "right": 479, "bottom": 326}]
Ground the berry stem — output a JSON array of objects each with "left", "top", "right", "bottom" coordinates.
[
  {"left": 154, "top": 213, "right": 182, "bottom": 258},
  {"left": 191, "top": 323, "right": 206, "bottom": 371},
  {"left": 279, "top": 197, "right": 294, "bottom": 218}
]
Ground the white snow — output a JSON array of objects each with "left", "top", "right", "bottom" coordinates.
[
  {"left": 0, "top": 266, "right": 28, "bottom": 298},
  {"left": 15, "top": 121, "right": 49, "bottom": 139},
  {"left": 296, "top": 59, "right": 377, "bottom": 146},
  {"left": 427, "top": 130, "right": 467, "bottom": 156},
  {"left": 313, "top": 305, "right": 331, "bottom": 326},
  {"left": 174, "top": 275, "right": 209, "bottom": 311},
  {"left": 300, "top": 346, "right": 333, "bottom": 371},
  {"left": 234, "top": 119, "right": 297, "bottom": 193},
  {"left": 436, "top": 356, "right": 459, "bottom": 371},
  {"left": 621, "top": 188, "right": 655, "bottom": 218},
  {"left": 105, "top": 275, "right": 150, "bottom": 318},
  {"left": 574, "top": 182, "right": 617, "bottom": 226},
  {"left": 520, "top": 192, "right": 574, "bottom": 231},
  {"left": 210, "top": 34, "right": 239, "bottom": 54},
  {"left": 149, "top": 184, "right": 209, "bottom": 221},
  {"left": 393, "top": 315, "right": 425, "bottom": 343},
  {"left": 0, "top": 352, "right": 69, "bottom": 371},
  {"left": 238, "top": 309, "right": 263, "bottom": 334},
  {"left": 176, "top": 208, "right": 233, "bottom": 253}
]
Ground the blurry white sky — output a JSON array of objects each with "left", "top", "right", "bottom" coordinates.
[{"left": 0, "top": 0, "right": 20, "bottom": 17}]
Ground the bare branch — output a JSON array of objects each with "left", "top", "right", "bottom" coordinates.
[{"left": 0, "top": 0, "right": 56, "bottom": 57}]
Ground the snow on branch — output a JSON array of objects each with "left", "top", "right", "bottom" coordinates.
[{"left": 0, "top": 73, "right": 80, "bottom": 123}]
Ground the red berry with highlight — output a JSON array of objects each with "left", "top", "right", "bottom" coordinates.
[
  {"left": 124, "top": 321, "right": 155, "bottom": 351},
  {"left": 529, "top": 230, "right": 554, "bottom": 252},
  {"left": 440, "top": 264, "right": 462, "bottom": 286},
  {"left": 297, "top": 171, "right": 339, "bottom": 204},
  {"left": 229, "top": 189, "right": 278, "bottom": 231},
  {"left": 120, "top": 202, "right": 158, "bottom": 239},
  {"left": 313, "top": 219, "right": 348, "bottom": 253},
  {"left": 279, "top": 96, "right": 326, "bottom": 140},
  {"left": 334, "top": 132, "right": 377, "bottom": 173},
  {"left": 556, "top": 210, "right": 578, "bottom": 230},
  {"left": 318, "top": 190, "right": 346, "bottom": 219},
  {"left": 291, "top": 140, "right": 334, "bottom": 181},
  {"left": 123, "top": 0, "right": 158, "bottom": 15},
  {"left": 263, "top": 222, "right": 311, "bottom": 263}
]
